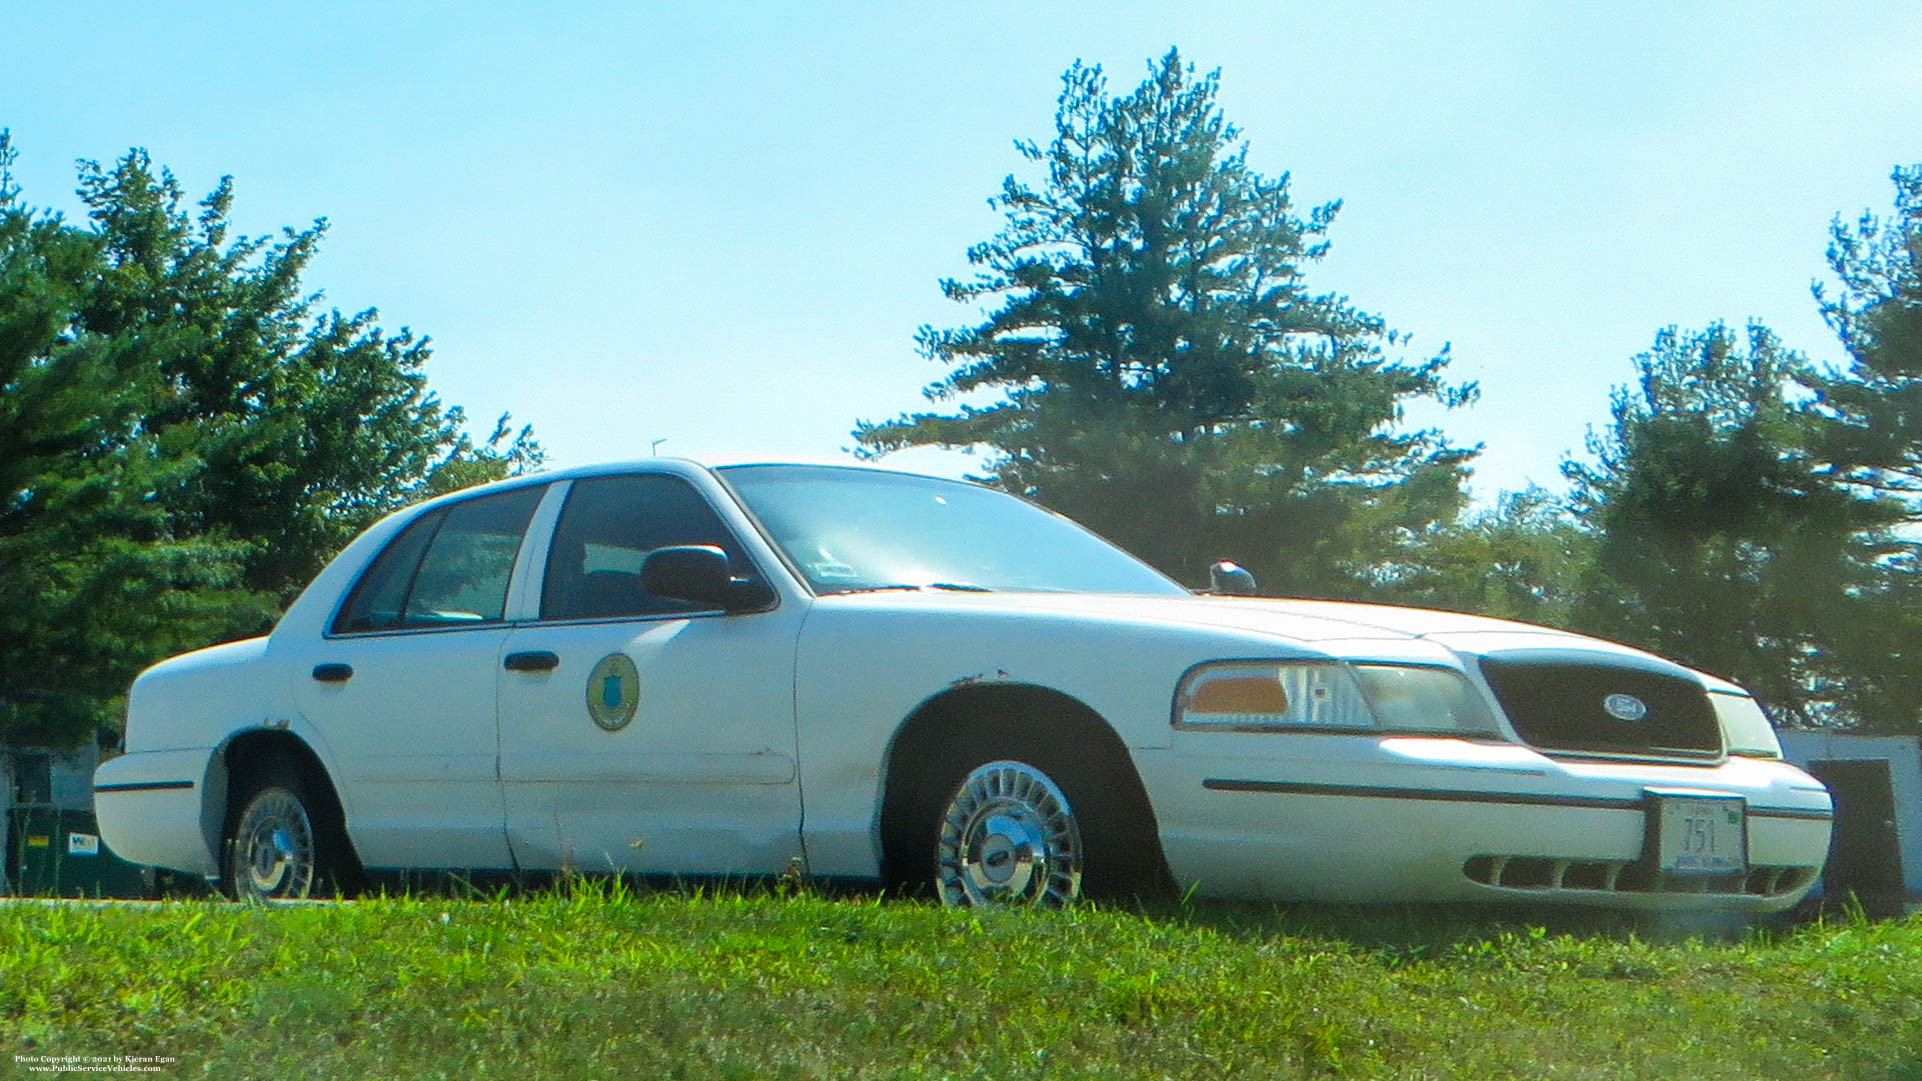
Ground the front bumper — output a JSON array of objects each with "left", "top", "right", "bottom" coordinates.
[{"left": 1137, "top": 737, "right": 1833, "bottom": 911}]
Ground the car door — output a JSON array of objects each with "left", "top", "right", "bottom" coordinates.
[
  {"left": 290, "top": 483, "right": 547, "bottom": 870},
  {"left": 496, "top": 471, "right": 805, "bottom": 876}
]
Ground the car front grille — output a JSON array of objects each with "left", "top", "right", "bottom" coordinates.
[
  {"left": 1477, "top": 650, "right": 1723, "bottom": 759},
  {"left": 1463, "top": 855, "right": 1818, "bottom": 898}
]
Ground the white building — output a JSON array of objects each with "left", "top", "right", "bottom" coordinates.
[{"left": 1778, "top": 731, "right": 1922, "bottom": 908}]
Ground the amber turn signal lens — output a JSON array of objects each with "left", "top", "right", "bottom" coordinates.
[{"left": 1187, "top": 673, "right": 1290, "bottom": 715}]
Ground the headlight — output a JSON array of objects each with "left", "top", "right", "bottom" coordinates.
[
  {"left": 1708, "top": 691, "right": 1783, "bottom": 759},
  {"left": 1174, "top": 660, "right": 1498, "bottom": 736},
  {"left": 1349, "top": 664, "right": 1499, "bottom": 736}
]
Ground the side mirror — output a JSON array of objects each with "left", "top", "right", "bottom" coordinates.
[
  {"left": 1208, "top": 560, "right": 1258, "bottom": 596},
  {"left": 640, "top": 545, "right": 774, "bottom": 613}
]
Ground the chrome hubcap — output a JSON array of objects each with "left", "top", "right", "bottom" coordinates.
[
  {"left": 937, "top": 761, "right": 1082, "bottom": 907},
  {"left": 236, "top": 790, "right": 315, "bottom": 899}
]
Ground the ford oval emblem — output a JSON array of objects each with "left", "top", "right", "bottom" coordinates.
[{"left": 1603, "top": 693, "right": 1648, "bottom": 722}]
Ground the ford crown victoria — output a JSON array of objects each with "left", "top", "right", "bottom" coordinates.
[{"left": 93, "top": 461, "right": 1833, "bottom": 909}]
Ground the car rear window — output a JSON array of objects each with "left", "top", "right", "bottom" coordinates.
[{"left": 333, "top": 485, "right": 544, "bottom": 634}]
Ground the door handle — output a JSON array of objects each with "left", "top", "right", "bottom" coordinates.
[
  {"left": 503, "top": 651, "right": 561, "bottom": 673},
  {"left": 312, "top": 663, "right": 354, "bottom": 683}
]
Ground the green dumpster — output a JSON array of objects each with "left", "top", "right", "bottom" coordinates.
[{"left": 7, "top": 807, "right": 152, "bottom": 898}]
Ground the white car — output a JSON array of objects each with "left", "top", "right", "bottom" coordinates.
[{"left": 94, "top": 460, "right": 1833, "bottom": 909}]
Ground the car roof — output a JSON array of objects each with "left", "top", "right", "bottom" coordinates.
[{"left": 424, "top": 457, "right": 978, "bottom": 505}]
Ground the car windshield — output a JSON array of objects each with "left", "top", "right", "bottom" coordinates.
[{"left": 717, "top": 464, "right": 1187, "bottom": 596}]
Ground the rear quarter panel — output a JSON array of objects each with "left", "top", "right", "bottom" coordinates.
[{"left": 96, "top": 636, "right": 335, "bottom": 876}]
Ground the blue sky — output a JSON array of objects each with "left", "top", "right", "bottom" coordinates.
[{"left": 5, "top": 1, "right": 1919, "bottom": 501}]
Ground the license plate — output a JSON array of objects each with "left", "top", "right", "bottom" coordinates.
[{"left": 1654, "top": 794, "right": 1747, "bottom": 875}]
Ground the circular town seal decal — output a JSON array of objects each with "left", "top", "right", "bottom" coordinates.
[
  {"left": 1602, "top": 693, "right": 1648, "bottom": 722},
  {"left": 586, "top": 653, "right": 641, "bottom": 731}
]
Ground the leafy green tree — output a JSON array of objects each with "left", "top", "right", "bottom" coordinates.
[
  {"left": 0, "top": 133, "right": 538, "bottom": 745},
  {"left": 68, "top": 148, "right": 541, "bottom": 594},
  {"left": 1816, "top": 547, "right": 1922, "bottom": 734},
  {"left": 1566, "top": 322, "right": 1894, "bottom": 725},
  {"left": 1369, "top": 486, "right": 1592, "bottom": 628},
  {"left": 0, "top": 138, "right": 256, "bottom": 744},
  {"left": 855, "top": 50, "right": 1475, "bottom": 594}
]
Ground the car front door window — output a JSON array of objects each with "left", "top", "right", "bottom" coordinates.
[{"left": 540, "top": 474, "right": 751, "bottom": 621}]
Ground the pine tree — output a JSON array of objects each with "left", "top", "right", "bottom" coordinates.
[
  {"left": 1811, "top": 165, "right": 1922, "bottom": 519},
  {"left": 855, "top": 51, "right": 1475, "bottom": 593},
  {"left": 1805, "top": 164, "right": 1922, "bottom": 730}
]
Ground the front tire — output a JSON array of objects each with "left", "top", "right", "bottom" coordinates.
[
  {"left": 224, "top": 774, "right": 321, "bottom": 901},
  {"left": 935, "top": 760, "right": 1083, "bottom": 908}
]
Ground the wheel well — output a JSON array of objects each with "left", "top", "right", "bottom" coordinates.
[
  {"left": 878, "top": 683, "right": 1168, "bottom": 892},
  {"left": 217, "top": 730, "right": 358, "bottom": 870}
]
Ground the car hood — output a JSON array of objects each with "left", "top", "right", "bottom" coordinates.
[
  {"left": 814, "top": 584, "right": 1745, "bottom": 684},
  {"left": 814, "top": 590, "right": 1683, "bottom": 668}
]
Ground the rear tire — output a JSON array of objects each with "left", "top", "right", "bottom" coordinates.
[{"left": 223, "top": 768, "right": 326, "bottom": 901}]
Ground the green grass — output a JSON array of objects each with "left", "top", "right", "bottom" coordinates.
[{"left": 3, "top": 885, "right": 1920, "bottom": 1080}]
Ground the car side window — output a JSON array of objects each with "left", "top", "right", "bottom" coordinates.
[
  {"left": 541, "top": 474, "right": 750, "bottom": 620},
  {"left": 333, "top": 486, "right": 545, "bottom": 634}
]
